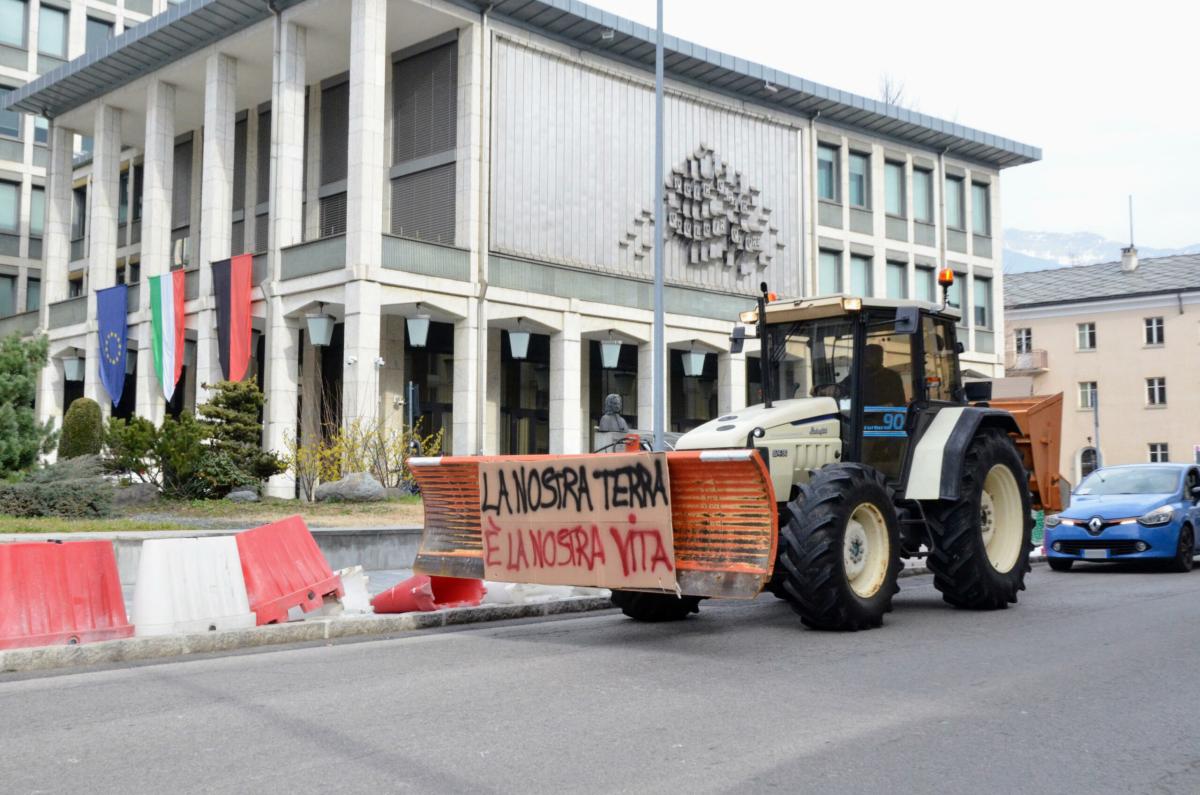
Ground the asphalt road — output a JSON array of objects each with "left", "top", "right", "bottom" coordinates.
[{"left": 4, "top": 564, "right": 1200, "bottom": 794}]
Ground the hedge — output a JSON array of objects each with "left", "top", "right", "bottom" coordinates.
[{"left": 0, "top": 477, "right": 113, "bottom": 518}]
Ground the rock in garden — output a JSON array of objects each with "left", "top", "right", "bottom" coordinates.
[
  {"left": 225, "top": 489, "right": 260, "bottom": 503},
  {"left": 111, "top": 482, "right": 160, "bottom": 507},
  {"left": 314, "top": 472, "right": 386, "bottom": 503}
]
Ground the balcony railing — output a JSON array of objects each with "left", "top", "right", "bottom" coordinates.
[{"left": 1005, "top": 349, "right": 1048, "bottom": 374}]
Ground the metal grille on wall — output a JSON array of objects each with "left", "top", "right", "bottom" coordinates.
[
  {"left": 254, "top": 212, "right": 268, "bottom": 254},
  {"left": 255, "top": 108, "right": 270, "bottom": 205},
  {"left": 171, "top": 138, "right": 192, "bottom": 230},
  {"left": 319, "top": 192, "right": 347, "bottom": 238},
  {"left": 232, "top": 117, "right": 247, "bottom": 212},
  {"left": 320, "top": 80, "right": 348, "bottom": 187},
  {"left": 390, "top": 164, "right": 455, "bottom": 243},
  {"left": 393, "top": 42, "right": 457, "bottom": 163}
]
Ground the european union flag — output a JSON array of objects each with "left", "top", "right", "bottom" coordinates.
[{"left": 97, "top": 284, "right": 128, "bottom": 408}]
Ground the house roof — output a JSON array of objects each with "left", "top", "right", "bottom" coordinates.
[
  {"left": 3, "top": 0, "right": 1041, "bottom": 170},
  {"left": 1005, "top": 253, "right": 1200, "bottom": 309}
]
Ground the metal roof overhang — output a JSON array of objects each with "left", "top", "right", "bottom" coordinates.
[{"left": 4, "top": 0, "right": 1041, "bottom": 170}]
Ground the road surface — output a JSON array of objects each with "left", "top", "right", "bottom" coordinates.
[{"left": 3, "top": 565, "right": 1199, "bottom": 793}]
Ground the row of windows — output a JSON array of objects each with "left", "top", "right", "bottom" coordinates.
[
  {"left": 0, "top": 273, "right": 39, "bottom": 317},
  {"left": 816, "top": 144, "right": 990, "bottom": 234},
  {"left": 0, "top": 179, "right": 44, "bottom": 237},
  {"left": 817, "top": 249, "right": 993, "bottom": 327},
  {"left": 0, "top": 0, "right": 123, "bottom": 55},
  {"left": 1077, "top": 377, "right": 1169, "bottom": 409},
  {"left": 1014, "top": 317, "right": 1169, "bottom": 354}
]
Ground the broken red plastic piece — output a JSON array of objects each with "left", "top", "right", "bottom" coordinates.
[
  {"left": 236, "top": 516, "right": 343, "bottom": 625},
  {"left": 371, "top": 575, "right": 486, "bottom": 613}
]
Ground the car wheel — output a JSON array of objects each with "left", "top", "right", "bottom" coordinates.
[
  {"left": 1047, "top": 557, "right": 1073, "bottom": 572},
  {"left": 1168, "top": 524, "right": 1195, "bottom": 573}
]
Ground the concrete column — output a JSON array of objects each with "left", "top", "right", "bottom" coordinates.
[
  {"left": 483, "top": 326, "right": 501, "bottom": 454},
  {"left": 342, "top": 280, "right": 382, "bottom": 424},
  {"left": 263, "top": 17, "right": 306, "bottom": 498},
  {"left": 303, "top": 83, "right": 321, "bottom": 241},
  {"left": 36, "top": 124, "right": 75, "bottom": 432},
  {"left": 66, "top": 2, "right": 86, "bottom": 60},
  {"left": 379, "top": 315, "right": 406, "bottom": 430},
  {"left": 299, "top": 334, "right": 321, "bottom": 446},
  {"left": 136, "top": 79, "right": 175, "bottom": 425},
  {"left": 83, "top": 104, "right": 121, "bottom": 411},
  {"left": 550, "top": 312, "right": 582, "bottom": 454},
  {"left": 197, "top": 53, "right": 238, "bottom": 404},
  {"left": 345, "top": 0, "right": 386, "bottom": 277},
  {"left": 637, "top": 341, "right": 654, "bottom": 434},
  {"left": 579, "top": 339, "right": 591, "bottom": 452},
  {"left": 718, "top": 351, "right": 747, "bottom": 415},
  {"left": 451, "top": 304, "right": 480, "bottom": 455}
]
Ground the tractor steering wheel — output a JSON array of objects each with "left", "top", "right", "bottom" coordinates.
[{"left": 811, "top": 382, "right": 847, "bottom": 400}]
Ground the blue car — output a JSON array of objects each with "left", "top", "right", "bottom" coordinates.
[{"left": 1044, "top": 463, "right": 1200, "bottom": 572}]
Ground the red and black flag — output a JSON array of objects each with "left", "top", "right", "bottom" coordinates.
[{"left": 212, "top": 253, "right": 253, "bottom": 382}]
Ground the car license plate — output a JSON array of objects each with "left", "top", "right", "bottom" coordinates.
[{"left": 1082, "top": 549, "right": 1108, "bottom": 560}]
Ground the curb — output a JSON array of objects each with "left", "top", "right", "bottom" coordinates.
[{"left": 0, "top": 596, "right": 614, "bottom": 675}]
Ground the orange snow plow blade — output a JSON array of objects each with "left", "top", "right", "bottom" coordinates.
[
  {"left": 991, "top": 393, "right": 1065, "bottom": 513},
  {"left": 410, "top": 450, "right": 778, "bottom": 599}
]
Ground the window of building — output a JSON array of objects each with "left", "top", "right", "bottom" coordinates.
[
  {"left": 944, "top": 175, "right": 964, "bottom": 229},
  {"left": 1146, "top": 377, "right": 1167, "bottom": 406},
  {"left": 70, "top": 185, "right": 86, "bottom": 240},
  {"left": 1, "top": 0, "right": 27, "bottom": 48},
  {"left": 25, "top": 276, "right": 39, "bottom": 311},
  {"left": 884, "top": 161, "right": 904, "bottom": 217},
  {"left": 1149, "top": 442, "right": 1170, "bottom": 463},
  {"left": 255, "top": 106, "right": 271, "bottom": 252},
  {"left": 130, "top": 163, "right": 142, "bottom": 222},
  {"left": 915, "top": 266, "right": 935, "bottom": 302},
  {"left": 817, "top": 144, "right": 838, "bottom": 202},
  {"left": 85, "top": 16, "right": 112, "bottom": 53},
  {"left": 38, "top": 4, "right": 66, "bottom": 57},
  {"left": 1078, "top": 381, "right": 1097, "bottom": 410},
  {"left": 118, "top": 169, "right": 129, "bottom": 227},
  {"left": 973, "top": 276, "right": 992, "bottom": 328},
  {"left": 33, "top": 115, "right": 47, "bottom": 145},
  {"left": 68, "top": 276, "right": 82, "bottom": 297},
  {"left": 818, "top": 249, "right": 840, "bottom": 294},
  {"left": 971, "top": 182, "right": 990, "bottom": 235},
  {"left": 849, "top": 254, "right": 872, "bottom": 296},
  {"left": 1144, "top": 316, "right": 1164, "bottom": 345},
  {"left": 1080, "top": 447, "right": 1098, "bottom": 478},
  {"left": 0, "top": 180, "right": 16, "bottom": 233},
  {"left": 1076, "top": 321, "right": 1096, "bottom": 351},
  {"left": 319, "top": 78, "right": 349, "bottom": 238},
  {"left": 848, "top": 152, "right": 869, "bottom": 208},
  {"left": 885, "top": 260, "right": 907, "bottom": 299},
  {"left": 913, "top": 168, "right": 933, "bottom": 223},
  {"left": 1014, "top": 327, "right": 1032, "bottom": 354},
  {"left": 946, "top": 269, "right": 965, "bottom": 327},
  {"left": 0, "top": 274, "right": 14, "bottom": 317},
  {"left": 28, "top": 185, "right": 43, "bottom": 237},
  {"left": 0, "top": 86, "right": 20, "bottom": 141}
]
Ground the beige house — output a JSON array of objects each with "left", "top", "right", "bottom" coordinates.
[{"left": 1004, "top": 250, "right": 1200, "bottom": 485}]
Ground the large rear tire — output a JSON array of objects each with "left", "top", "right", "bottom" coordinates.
[
  {"left": 610, "top": 590, "right": 701, "bottom": 621},
  {"left": 776, "top": 463, "right": 902, "bottom": 631},
  {"left": 926, "top": 428, "right": 1033, "bottom": 609}
]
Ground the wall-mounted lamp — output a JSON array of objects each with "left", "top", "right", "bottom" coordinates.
[
  {"left": 62, "top": 353, "right": 85, "bottom": 382},
  {"left": 407, "top": 304, "right": 431, "bottom": 349},
  {"left": 509, "top": 318, "right": 530, "bottom": 361},
  {"left": 600, "top": 332, "right": 623, "bottom": 370},
  {"left": 306, "top": 302, "right": 335, "bottom": 347},
  {"left": 681, "top": 346, "right": 708, "bottom": 378}
]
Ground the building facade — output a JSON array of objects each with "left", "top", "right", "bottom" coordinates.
[
  {"left": 1005, "top": 251, "right": 1200, "bottom": 484},
  {"left": 2, "top": 0, "right": 1039, "bottom": 496}
]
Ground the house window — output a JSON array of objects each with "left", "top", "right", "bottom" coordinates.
[
  {"left": 1076, "top": 322, "right": 1096, "bottom": 351},
  {"left": 971, "top": 182, "right": 990, "bottom": 235},
  {"left": 0, "top": 86, "right": 20, "bottom": 140},
  {"left": 1146, "top": 377, "right": 1167, "bottom": 406},
  {"left": 913, "top": 168, "right": 933, "bottom": 223},
  {"left": 973, "top": 276, "right": 992, "bottom": 328},
  {"left": 68, "top": 277, "right": 82, "bottom": 297},
  {"left": 38, "top": 4, "right": 67, "bottom": 57},
  {"left": 915, "top": 266, "right": 935, "bottom": 302},
  {"left": 0, "top": 274, "right": 14, "bottom": 317},
  {"left": 817, "top": 144, "right": 839, "bottom": 202},
  {"left": 1149, "top": 443, "right": 1170, "bottom": 463},
  {"left": 1014, "top": 327, "right": 1032, "bottom": 354},
  {"left": 71, "top": 185, "right": 86, "bottom": 241},
  {"left": 885, "top": 261, "right": 907, "bottom": 299},
  {"left": 1080, "top": 447, "right": 1098, "bottom": 478},
  {"left": 33, "top": 115, "right": 47, "bottom": 145},
  {"left": 818, "top": 249, "right": 841, "bottom": 294},
  {"left": 1078, "top": 381, "right": 1097, "bottom": 410},
  {"left": 848, "top": 152, "right": 869, "bottom": 208},
  {"left": 849, "top": 254, "right": 872, "bottom": 296},
  {"left": 0, "top": 180, "right": 17, "bottom": 233},
  {"left": 25, "top": 276, "right": 39, "bottom": 311},
  {"left": 0, "top": 0, "right": 27, "bottom": 48},
  {"left": 944, "top": 176, "right": 964, "bottom": 229},
  {"left": 884, "top": 161, "right": 904, "bottom": 217},
  {"left": 1144, "top": 316, "right": 1164, "bottom": 345},
  {"left": 85, "top": 16, "right": 112, "bottom": 53}
]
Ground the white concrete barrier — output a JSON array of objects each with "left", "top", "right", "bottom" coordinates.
[{"left": 132, "top": 537, "right": 257, "bottom": 636}]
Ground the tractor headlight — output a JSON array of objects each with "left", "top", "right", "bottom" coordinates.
[
  {"left": 1137, "top": 506, "right": 1174, "bottom": 526},
  {"left": 1044, "top": 514, "right": 1061, "bottom": 529}
]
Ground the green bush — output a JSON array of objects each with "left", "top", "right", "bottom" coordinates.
[
  {"left": 155, "top": 412, "right": 209, "bottom": 499},
  {"left": 0, "top": 477, "right": 113, "bottom": 518},
  {"left": 104, "top": 416, "right": 159, "bottom": 483},
  {"left": 199, "top": 378, "right": 285, "bottom": 483},
  {"left": 0, "top": 334, "right": 56, "bottom": 476},
  {"left": 24, "top": 453, "right": 105, "bottom": 483},
  {"left": 59, "top": 397, "right": 104, "bottom": 459}
]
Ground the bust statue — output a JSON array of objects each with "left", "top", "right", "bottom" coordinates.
[{"left": 598, "top": 393, "right": 628, "bottom": 432}]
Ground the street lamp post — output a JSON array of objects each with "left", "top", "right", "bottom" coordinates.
[{"left": 652, "top": 0, "right": 665, "bottom": 452}]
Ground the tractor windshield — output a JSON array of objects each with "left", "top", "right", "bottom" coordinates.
[{"left": 762, "top": 318, "right": 857, "bottom": 404}]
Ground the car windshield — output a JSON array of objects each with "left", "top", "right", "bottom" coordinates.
[
  {"left": 1075, "top": 467, "right": 1179, "bottom": 496},
  {"left": 763, "top": 318, "right": 856, "bottom": 403}
]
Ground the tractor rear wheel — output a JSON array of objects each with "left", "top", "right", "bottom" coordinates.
[
  {"left": 610, "top": 591, "right": 701, "bottom": 621},
  {"left": 776, "top": 463, "right": 902, "bottom": 631},
  {"left": 926, "top": 428, "right": 1033, "bottom": 609}
]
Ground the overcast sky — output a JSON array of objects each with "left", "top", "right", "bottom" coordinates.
[{"left": 584, "top": 0, "right": 1200, "bottom": 248}]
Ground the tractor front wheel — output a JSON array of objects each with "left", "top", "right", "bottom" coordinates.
[
  {"left": 926, "top": 428, "right": 1033, "bottom": 609},
  {"left": 776, "top": 463, "right": 902, "bottom": 630},
  {"left": 610, "top": 591, "right": 702, "bottom": 621}
]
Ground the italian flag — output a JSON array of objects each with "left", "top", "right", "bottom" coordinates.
[{"left": 149, "top": 270, "right": 185, "bottom": 402}]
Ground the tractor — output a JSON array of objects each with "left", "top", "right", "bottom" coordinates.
[{"left": 410, "top": 276, "right": 1059, "bottom": 631}]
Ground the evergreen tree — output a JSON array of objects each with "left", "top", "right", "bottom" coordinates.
[
  {"left": 197, "top": 377, "right": 285, "bottom": 483},
  {"left": 0, "top": 334, "right": 56, "bottom": 474}
]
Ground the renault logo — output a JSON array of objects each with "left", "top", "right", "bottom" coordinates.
[{"left": 1088, "top": 517, "right": 1105, "bottom": 535}]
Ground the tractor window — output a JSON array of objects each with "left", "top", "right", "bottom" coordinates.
[
  {"left": 861, "top": 320, "right": 915, "bottom": 480},
  {"left": 922, "top": 316, "right": 962, "bottom": 403},
  {"left": 766, "top": 318, "right": 855, "bottom": 404}
]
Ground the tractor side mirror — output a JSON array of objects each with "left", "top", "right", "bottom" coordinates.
[
  {"left": 894, "top": 307, "right": 920, "bottom": 335},
  {"left": 963, "top": 381, "right": 992, "bottom": 402},
  {"left": 729, "top": 324, "right": 753, "bottom": 355}
]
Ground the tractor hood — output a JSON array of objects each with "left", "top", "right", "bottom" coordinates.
[{"left": 675, "top": 397, "right": 839, "bottom": 450}]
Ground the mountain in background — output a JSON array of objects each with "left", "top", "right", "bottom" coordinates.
[{"left": 1003, "top": 229, "right": 1200, "bottom": 273}]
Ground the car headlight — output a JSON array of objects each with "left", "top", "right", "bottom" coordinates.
[
  {"left": 1137, "top": 506, "right": 1174, "bottom": 526},
  {"left": 1044, "top": 514, "right": 1061, "bottom": 529}
]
